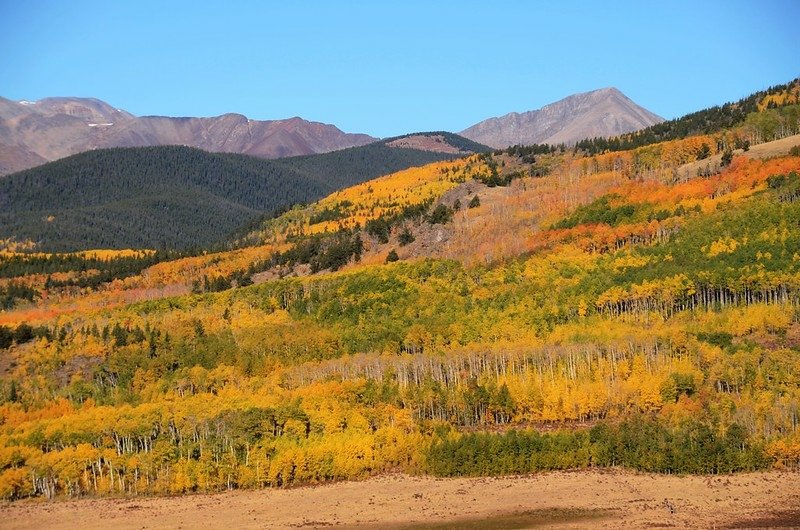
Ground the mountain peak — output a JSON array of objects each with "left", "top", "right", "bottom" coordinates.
[
  {"left": 589, "top": 86, "right": 622, "bottom": 94},
  {"left": 461, "top": 88, "right": 663, "bottom": 148}
]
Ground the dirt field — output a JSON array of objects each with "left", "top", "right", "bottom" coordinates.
[{"left": 1, "top": 469, "right": 798, "bottom": 529}]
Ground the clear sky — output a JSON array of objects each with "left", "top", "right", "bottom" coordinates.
[{"left": 1, "top": 0, "right": 798, "bottom": 138}]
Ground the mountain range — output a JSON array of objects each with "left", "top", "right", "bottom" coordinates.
[
  {"left": 0, "top": 97, "right": 376, "bottom": 175},
  {"left": 459, "top": 87, "right": 664, "bottom": 148},
  {"left": 1, "top": 88, "right": 664, "bottom": 175}
]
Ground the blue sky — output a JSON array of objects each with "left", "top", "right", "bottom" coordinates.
[{"left": 1, "top": 0, "right": 798, "bottom": 138}]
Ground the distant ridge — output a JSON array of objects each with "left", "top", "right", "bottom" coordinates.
[
  {"left": 0, "top": 96, "right": 377, "bottom": 175},
  {"left": 0, "top": 132, "right": 485, "bottom": 251},
  {"left": 460, "top": 88, "right": 664, "bottom": 148}
]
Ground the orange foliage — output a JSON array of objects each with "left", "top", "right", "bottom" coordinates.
[
  {"left": 758, "top": 81, "right": 800, "bottom": 111},
  {"left": 129, "top": 244, "right": 282, "bottom": 289}
]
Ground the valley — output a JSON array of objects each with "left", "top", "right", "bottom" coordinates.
[{"left": 2, "top": 2, "right": 799, "bottom": 527}]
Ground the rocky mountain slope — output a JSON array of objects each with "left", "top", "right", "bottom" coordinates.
[
  {"left": 0, "top": 96, "right": 376, "bottom": 175},
  {"left": 460, "top": 87, "right": 663, "bottom": 148}
]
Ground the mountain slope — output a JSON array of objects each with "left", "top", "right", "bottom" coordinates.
[
  {"left": 2, "top": 81, "right": 800, "bottom": 504},
  {"left": 0, "top": 133, "right": 485, "bottom": 251},
  {"left": 1, "top": 133, "right": 798, "bottom": 500},
  {"left": 574, "top": 78, "right": 800, "bottom": 154},
  {"left": 0, "top": 96, "right": 376, "bottom": 175},
  {"left": 460, "top": 87, "right": 663, "bottom": 148}
]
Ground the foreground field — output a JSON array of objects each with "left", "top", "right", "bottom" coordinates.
[{"left": 2, "top": 470, "right": 798, "bottom": 529}]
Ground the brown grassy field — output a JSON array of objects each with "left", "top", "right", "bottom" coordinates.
[{"left": 1, "top": 469, "right": 798, "bottom": 529}]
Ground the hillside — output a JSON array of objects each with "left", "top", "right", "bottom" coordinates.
[
  {"left": 0, "top": 96, "right": 376, "bottom": 175},
  {"left": 575, "top": 78, "right": 800, "bottom": 154},
  {"left": 1, "top": 138, "right": 799, "bottom": 500},
  {"left": 0, "top": 81, "right": 799, "bottom": 504},
  {"left": 460, "top": 87, "right": 663, "bottom": 148},
  {"left": 0, "top": 134, "right": 486, "bottom": 251}
]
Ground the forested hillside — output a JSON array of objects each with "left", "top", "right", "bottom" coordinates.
[
  {"left": 0, "top": 81, "right": 799, "bottom": 501},
  {"left": 0, "top": 134, "right": 486, "bottom": 251},
  {"left": 575, "top": 78, "right": 799, "bottom": 154}
]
